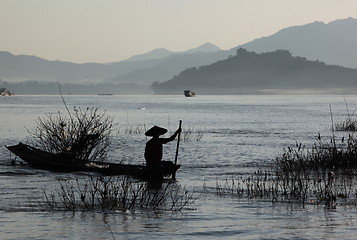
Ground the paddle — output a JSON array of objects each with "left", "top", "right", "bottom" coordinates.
[{"left": 173, "top": 120, "right": 182, "bottom": 179}]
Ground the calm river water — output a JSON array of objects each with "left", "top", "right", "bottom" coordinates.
[{"left": 0, "top": 95, "right": 356, "bottom": 239}]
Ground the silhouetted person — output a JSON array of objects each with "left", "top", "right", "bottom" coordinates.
[{"left": 144, "top": 125, "right": 181, "bottom": 167}]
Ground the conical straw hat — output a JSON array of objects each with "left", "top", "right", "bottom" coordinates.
[{"left": 145, "top": 125, "right": 168, "bottom": 136}]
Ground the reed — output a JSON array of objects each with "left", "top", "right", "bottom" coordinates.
[
  {"left": 211, "top": 134, "right": 357, "bottom": 207},
  {"left": 40, "top": 176, "right": 197, "bottom": 212},
  {"left": 212, "top": 170, "right": 356, "bottom": 207},
  {"left": 334, "top": 95, "right": 357, "bottom": 131},
  {"left": 334, "top": 119, "right": 357, "bottom": 131},
  {"left": 182, "top": 126, "right": 205, "bottom": 142},
  {"left": 116, "top": 125, "right": 146, "bottom": 135}
]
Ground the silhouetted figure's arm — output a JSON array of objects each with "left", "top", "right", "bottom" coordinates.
[{"left": 161, "top": 128, "right": 181, "bottom": 143}]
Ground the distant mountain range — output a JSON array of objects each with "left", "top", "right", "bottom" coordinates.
[
  {"left": 0, "top": 42, "right": 223, "bottom": 85},
  {"left": 1, "top": 17, "right": 357, "bottom": 94},
  {"left": 152, "top": 48, "right": 357, "bottom": 94},
  {"left": 238, "top": 17, "right": 357, "bottom": 69}
]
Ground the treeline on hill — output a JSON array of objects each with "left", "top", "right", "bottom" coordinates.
[{"left": 152, "top": 48, "right": 357, "bottom": 94}]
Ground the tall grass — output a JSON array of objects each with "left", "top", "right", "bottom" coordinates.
[
  {"left": 40, "top": 176, "right": 197, "bottom": 212},
  {"left": 334, "top": 120, "right": 357, "bottom": 131},
  {"left": 116, "top": 125, "right": 146, "bottom": 135},
  {"left": 211, "top": 134, "right": 357, "bottom": 207},
  {"left": 182, "top": 126, "right": 205, "bottom": 142},
  {"left": 334, "top": 95, "right": 357, "bottom": 131}
]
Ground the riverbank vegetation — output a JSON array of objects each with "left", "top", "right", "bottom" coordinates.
[
  {"left": 334, "top": 97, "right": 357, "bottom": 131},
  {"left": 212, "top": 133, "right": 357, "bottom": 207}
]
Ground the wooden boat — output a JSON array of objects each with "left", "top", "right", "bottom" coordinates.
[{"left": 6, "top": 143, "right": 180, "bottom": 180}]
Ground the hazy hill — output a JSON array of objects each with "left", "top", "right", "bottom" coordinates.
[
  {"left": 152, "top": 48, "right": 357, "bottom": 94},
  {"left": 104, "top": 50, "right": 229, "bottom": 85},
  {"left": 125, "top": 48, "right": 175, "bottom": 62},
  {"left": 238, "top": 17, "right": 357, "bottom": 68},
  {"left": 107, "top": 17, "right": 357, "bottom": 86},
  {"left": 0, "top": 51, "right": 164, "bottom": 83},
  {"left": 0, "top": 43, "right": 222, "bottom": 85},
  {"left": 126, "top": 42, "right": 220, "bottom": 62}
]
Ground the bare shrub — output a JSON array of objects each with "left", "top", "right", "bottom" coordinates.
[
  {"left": 40, "top": 176, "right": 197, "bottom": 212},
  {"left": 28, "top": 106, "right": 114, "bottom": 161}
]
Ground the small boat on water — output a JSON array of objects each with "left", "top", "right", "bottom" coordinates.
[
  {"left": 184, "top": 90, "right": 195, "bottom": 97},
  {"left": 0, "top": 88, "right": 13, "bottom": 96},
  {"left": 6, "top": 143, "right": 180, "bottom": 180}
]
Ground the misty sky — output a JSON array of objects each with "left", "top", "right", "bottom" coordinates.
[{"left": 1, "top": 0, "right": 356, "bottom": 63}]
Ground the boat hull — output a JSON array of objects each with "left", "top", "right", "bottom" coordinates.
[{"left": 6, "top": 143, "right": 180, "bottom": 179}]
